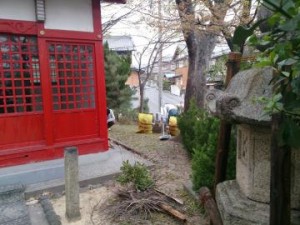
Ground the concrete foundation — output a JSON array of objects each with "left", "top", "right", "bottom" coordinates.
[{"left": 216, "top": 180, "right": 300, "bottom": 225}]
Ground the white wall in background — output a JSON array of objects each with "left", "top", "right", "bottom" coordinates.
[
  {"left": 45, "top": 0, "right": 93, "bottom": 32},
  {"left": 0, "top": 0, "right": 36, "bottom": 21}
]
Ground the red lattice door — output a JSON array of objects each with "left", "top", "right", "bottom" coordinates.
[
  {"left": 0, "top": 34, "right": 44, "bottom": 147},
  {"left": 48, "top": 42, "right": 99, "bottom": 142}
]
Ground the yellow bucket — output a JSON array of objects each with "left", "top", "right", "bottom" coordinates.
[
  {"left": 168, "top": 116, "right": 179, "bottom": 136},
  {"left": 137, "top": 113, "right": 153, "bottom": 134}
]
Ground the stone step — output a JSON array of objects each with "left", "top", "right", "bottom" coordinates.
[
  {"left": 0, "top": 184, "right": 31, "bottom": 225},
  {"left": 0, "top": 184, "right": 25, "bottom": 203}
]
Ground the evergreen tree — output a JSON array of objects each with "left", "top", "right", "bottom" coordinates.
[{"left": 104, "top": 43, "right": 133, "bottom": 113}]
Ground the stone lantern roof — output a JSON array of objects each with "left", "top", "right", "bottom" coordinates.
[{"left": 205, "top": 67, "right": 273, "bottom": 126}]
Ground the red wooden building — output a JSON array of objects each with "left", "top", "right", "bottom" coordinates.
[{"left": 0, "top": 0, "right": 125, "bottom": 167}]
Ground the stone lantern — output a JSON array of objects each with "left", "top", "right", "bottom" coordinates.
[{"left": 206, "top": 67, "right": 300, "bottom": 224}]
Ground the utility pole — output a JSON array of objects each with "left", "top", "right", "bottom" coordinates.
[{"left": 158, "top": 0, "right": 163, "bottom": 113}]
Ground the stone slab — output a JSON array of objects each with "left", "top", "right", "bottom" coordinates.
[
  {"left": 0, "top": 184, "right": 25, "bottom": 203},
  {"left": 0, "top": 185, "right": 31, "bottom": 225},
  {"left": 28, "top": 203, "right": 50, "bottom": 225},
  {"left": 0, "top": 142, "right": 152, "bottom": 199},
  {"left": 0, "top": 142, "right": 153, "bottom": 225}
]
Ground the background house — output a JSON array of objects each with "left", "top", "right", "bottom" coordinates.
[
  {"left": 103, "top": 35, "right": 135, "bottom": 57},
  {"left": 104, "top": 35, "right": 139, "bottom": 88},
  {"left": 174, "top": 55, "right": 188, "bottom": 94},
  {"left": 125, "top": 67, "right": 142, "bottom": 88},
  {"left": 151, "top": 56, "right": 176, "bottom": 81},
  {"left": 172, "top": 43, "right": 231, "bottom": 93}
]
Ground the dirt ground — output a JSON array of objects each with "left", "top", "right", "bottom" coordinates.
[{"left": 50, "top": 124, "right": 209, "bottom": 225}]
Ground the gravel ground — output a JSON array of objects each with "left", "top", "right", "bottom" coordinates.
[
  {"left": 51, "top": 123, "right": 209, "bottom": 225},
  {"left": 108, "top": 124, "right": 208, "bottom": 225}
]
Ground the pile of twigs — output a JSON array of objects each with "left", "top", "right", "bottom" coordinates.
[{"left": 107, "top": 188, "right": 186, "bottom": 222}]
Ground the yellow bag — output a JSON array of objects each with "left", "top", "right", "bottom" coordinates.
[
  {"left": 168, "top": 116, "right": 179, "bottom": 136},
  {"left": 137, "top": 113, "right": 153, "bottom": 134}
]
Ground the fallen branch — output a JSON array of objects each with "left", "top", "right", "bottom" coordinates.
[
  {"left": 154, "top": 188, "right": 184, "bottom": 205},
  {"left": 199, "top": 187, "right": 223, "bottom": 225},
  {"left": 107, "top": 188, "right": 187, "bottom": 223},
  {"left": 159, "top": 203, "right": 187, "bottom": 222}
]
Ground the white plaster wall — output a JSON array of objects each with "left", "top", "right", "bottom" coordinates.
[
  {"left": 45, "top": 0, "right": 93, "bottom": 32},
  {"left": 0, "top": 0, "right": 36, "bottom": 21}
]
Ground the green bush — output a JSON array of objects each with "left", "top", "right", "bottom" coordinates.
[
  {"left": 177, "top": 101, "right": 216, "bottom": 156},
  {"left": 115, "top": 98, "right": 150, "bottom": 124},
  {"left": 116, "top": 108, "right": 139, "bottom": 124},
  {"left": 163, "top": 80, "right": 171, "bottom": 91},
  {"left": 117, "top": 160, "right": 154, "bottom": 191},
  {"left": 177, "top": 100, "right": 236, "bottom": 190}
]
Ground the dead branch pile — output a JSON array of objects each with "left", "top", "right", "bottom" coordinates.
[{"left": 106, "top": 188, "right": 187, "bottom": 222}]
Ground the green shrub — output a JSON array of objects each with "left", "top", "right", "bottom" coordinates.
[
  {"left": 115, "top": 98, "right": 150, "bottom": 124},
  {"left": 117, "top": 160, "right": 154, "bottom": 191},
  {"left": 177, "top": 100, "right": 236, "bottom": 191},
  {"left": 177, "top": 101, "right": 204, "bottom": 156},
  {"left": 163, "top": 80, "right": 171, "bottom": 91},
  {"left": 116, "top": 108, "right": 139, "bottom": 124},
  {"left": 191, "top": 146, "right": 216, "bottom": 189}
]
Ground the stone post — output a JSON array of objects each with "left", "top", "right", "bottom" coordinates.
[{"left": 64, "top": 147, "right": 81, "bottom": 221}]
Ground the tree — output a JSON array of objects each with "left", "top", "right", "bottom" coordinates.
[
  {"left": 101, "top": 2, "right": 145, "bottom": 35},
  {"left": 175, "top": 0, "right": 254, "bottom": 110},
  {"left": 102, "top": 1, "right": 184, "bottom": 113},
  {"left": 133, "top": 32, "right": 177, "bottom": 113},
  {"left": 134, "top": 40, "right": 159, "bottom": 113},
  {"left": 102, "top": 0, "right": 255, "bottom": 112},
  {"left": 104, "top": 43, "right": 134, "bottom": 113}
]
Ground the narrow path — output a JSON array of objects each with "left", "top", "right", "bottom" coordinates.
[{"left": 0, "top": 184, "right": 31, "bottom": 225}]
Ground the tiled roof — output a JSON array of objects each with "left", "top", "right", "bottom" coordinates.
[
  {"left": 164, "top": 73, "right": 176, "bottom": 78},
  {"left": 104, "top": 35, "right": 135, "bottom": 51}
]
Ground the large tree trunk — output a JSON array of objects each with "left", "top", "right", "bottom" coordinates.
[
  {"left": 185, "top": 33, "right": 216, "bottom": 110},
  {"left": 176, "top": 0, "right": 217, "bottom": 110}
]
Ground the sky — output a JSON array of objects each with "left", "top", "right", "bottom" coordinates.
[
  {"left": 100, "top": 2, "right": 182, "bottom": 67},
  {"left": 100, "top": 1, "right": 235, "bottom": 67}
]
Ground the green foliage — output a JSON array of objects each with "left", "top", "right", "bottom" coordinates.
[
  {"left": 208, "top": 56, "right": 227, "bottom": 82},
  {"left": 104, "top": 43, "right": 134, "bottom": 113},
  {"left": 191, "top": 147, "right": 216, "bottom": 189},
  {"left": 178, "top": 100, "right": 218, "bottom": 156},
  {"left": 249, "top": 0, "right": 300, "bottom": 148},
  {"left": 117, "top": 108, "right": 139, "bottom": 124},
  {"left": 163, "top": 80, "right": 171, "bottom": 91},
  {"left": 177, "top": 101, "right": 200, "bottom": 155},
  {"left": 279, "top": 118, "right": 300, "bottom": 149},
  {"left": 177, "top": 100, "right": 236, "bottom": 190},
  {"left": 117, "top": 160, "right": 154, "bottom": 191},
  {"left": 141, "top": 98, "right": 150, "bottom": 113},
  {"left": 232, "top": 20, "right": 265, "bottom": 52}
]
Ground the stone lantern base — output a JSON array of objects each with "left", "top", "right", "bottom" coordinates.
[{"left": 216, "top": 180, "right": 300, "bottom": 225}]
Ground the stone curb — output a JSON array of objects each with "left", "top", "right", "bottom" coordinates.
[
  {"left": 39, "top": 196, "right": 62, "bottom": 225},
  {"left": 0, "top": 184, "right": 25, "bottom": 202}
]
